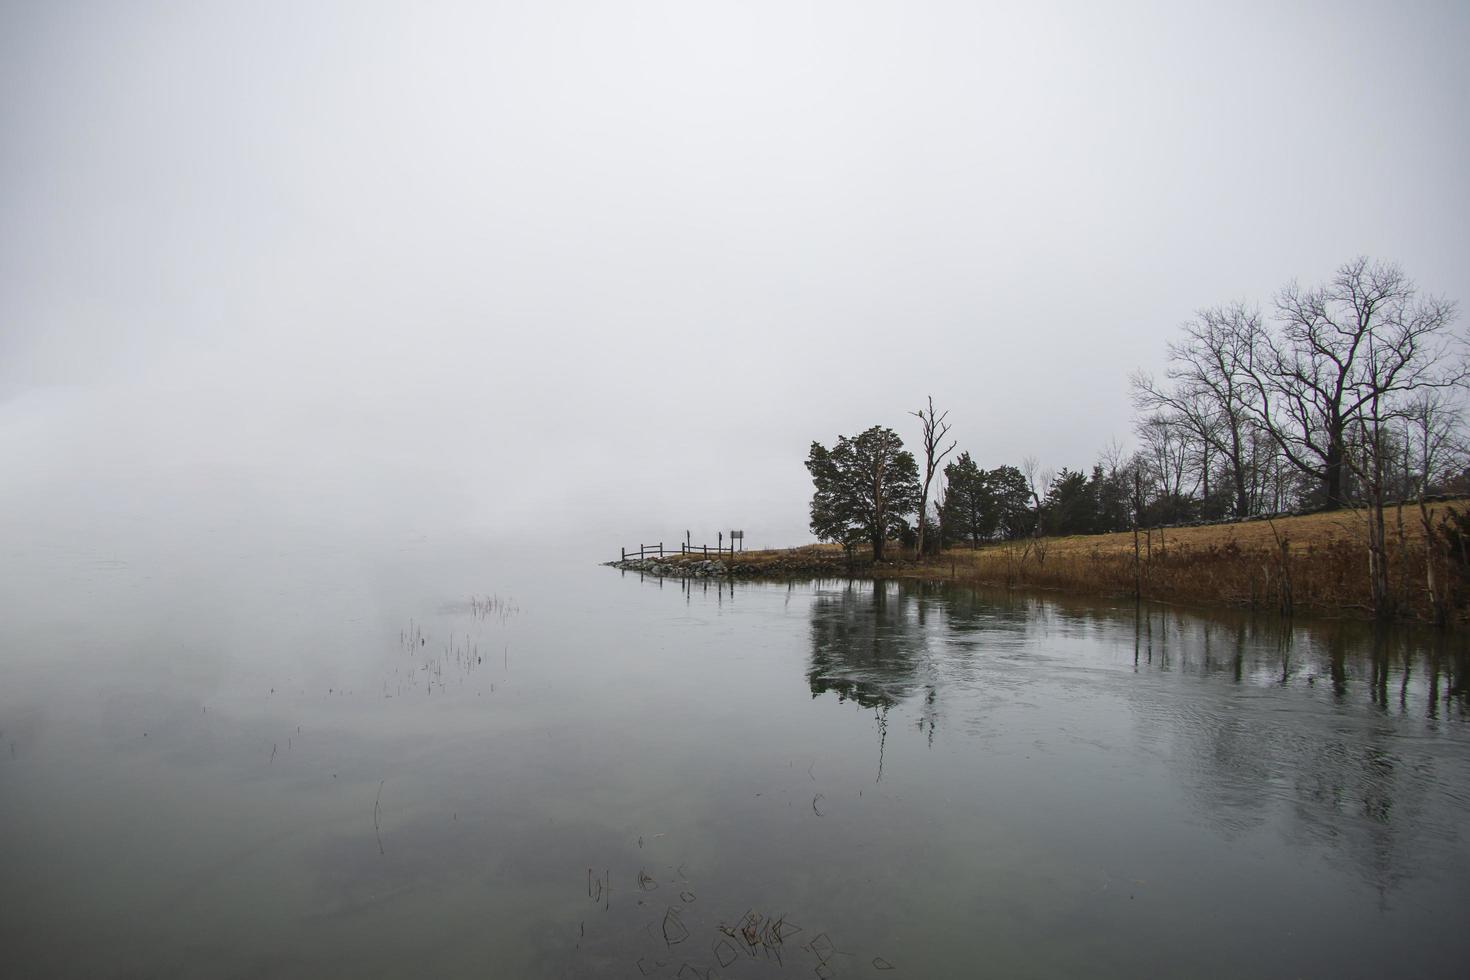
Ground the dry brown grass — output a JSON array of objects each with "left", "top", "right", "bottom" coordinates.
[
  {"left": 911, "top": 500, "right": 1470, "bottom": 622},
  {"left": 724, "top": 500, "right": 1470, "bottom": 622}
]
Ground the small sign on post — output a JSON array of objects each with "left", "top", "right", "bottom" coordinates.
[{"left": 731, "top": 530, "right": 744, "bottom": 552}]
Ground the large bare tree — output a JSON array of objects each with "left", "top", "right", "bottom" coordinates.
[
  {"left": 1249, "top": 257, "right": 1463, "bottom": 509},
  {"left": 910, "top": 396, "right": 955, "bottom": 558},
  {"left": 1133, "top": 302, "right": 1265, "bottom": 518}
]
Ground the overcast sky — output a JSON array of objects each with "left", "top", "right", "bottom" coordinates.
[{"left": 3, "top": 0, "right": 1467, "bottom": 554}]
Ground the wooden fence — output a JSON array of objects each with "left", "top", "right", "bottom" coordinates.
[{"left": 619, "top": 541, "right": 741, "bottom": 561}]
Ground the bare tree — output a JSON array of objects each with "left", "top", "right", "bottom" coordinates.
[
  {"left": 1098, "top": 438, "right": 1129, "bottom": 477},
  {"left": 910, "top": 396, "right": 955, "bottom": 558},
  {"left": 1250, "top": 257, "right": 1464, "bottom": 509},
  {"left": 1403, "top": 392, "right": 1467, "bottom": 625},
  {"left": 1020, "top": 455, "right": 1041, "bottom": 505},
  {"left": 1345, "top": 412, "right": 1395, "bottom": 617},
  {"left": 1133, "top": 302, "right": 1265, "bottom": 518},
  {"left": 1247, "top": 428, "right": 1295, "bottom": 514},
  {"left": 1019, "top": 454, "right": 1050, "bottom": 562},
  {"left": 1136, "top": 413, "right": 1191, "bottom": 503},
  {"left": 1338, "top": 280, "right": 1466, "bottom": 617}
]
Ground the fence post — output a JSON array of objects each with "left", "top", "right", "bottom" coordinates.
[
  {"left": 621, "top": 547, "right": 625, "bottom": 562},
  {"left": 659, "top": 541, "right": 664, "bottom": 557}
]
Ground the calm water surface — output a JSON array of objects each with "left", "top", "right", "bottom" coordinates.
[{"left": 2, "top": 538, "right": 1468, "bottom": 978}]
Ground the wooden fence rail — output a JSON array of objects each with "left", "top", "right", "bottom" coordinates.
[{"left": 619, "top": 541, "right": 742, "bottom": 561}]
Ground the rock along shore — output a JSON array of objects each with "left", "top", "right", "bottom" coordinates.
[
  {"left": 604, "top": 550, "right": 852, "bottom": 579},
  {"left": 604, "top": 557, "right": 731, "bottom": 578}
]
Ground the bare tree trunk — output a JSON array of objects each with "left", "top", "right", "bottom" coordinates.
[
  {"left": 1419, "top": 498, "right": 1447, "bottom": 627},
  {"left": 1279, "top": 534, "right": 1294, "bottom": 616},
  {"left": 1201, "top": 441, "right": 1211, "bottom": 504},
  {"left": 1132, "top": 466, "right": 1144, "bottom": 600},
  {"left": 1231, "top": 424, "right": 1250, "bottom": 518},
  {"left": 911, "top": 396, "right": 955, "bottom": 560},
  {"left": 1366, "top": 506, "right": 1391, "bottom": 617},
  {"left": 1360, "top": 419, "right": 1395, "bottom": 620},
  {"left": 1132, "top": 517, "right": 1141, "bottom": 601},
  {"left": 1326, "top": 423, "right": 1346, "bottom": 508}
]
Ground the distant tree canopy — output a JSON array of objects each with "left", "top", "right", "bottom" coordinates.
[
  {"left": 940, "top": 452, "right": 989, "bottom": 547},
  {"left": 941, "top": 455, "right": 1033, "bottom": 545},
  {"left": 1031, "top": 465, "right": 1135, "bottom": 537},
  {"left": 1132, "top": 257, "right": 1464, "bottom": 517},
  {"left": 988, "top": 465, "right": 1033, "bottom": 538},
  {"left": 806, "top": 426, "right": 921, "bottom": 561},
  {"left": 1123, "top": 256, "right": 1468, "bottom": 620},
  {"left": 1043, "top": 468, "right": 1095, "bottom": 535},
  {"left": 794, "top": 258, "right": 1466, "bottom": 621}
]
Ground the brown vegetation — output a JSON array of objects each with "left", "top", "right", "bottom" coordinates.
[{"left": 724, "top": 501, "right": 1470, "bottom": 623}]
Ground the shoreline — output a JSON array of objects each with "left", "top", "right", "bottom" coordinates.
[{"left": 608, "top": 501, "right": 1470, "bottom": 625}]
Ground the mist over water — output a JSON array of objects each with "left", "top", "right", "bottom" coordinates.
[
  {"left": 2, "top": 526, "right": 1468, "bottom": 977},
  {"left": 5, "top": 2, "right": 1470, "bottom": 976}
]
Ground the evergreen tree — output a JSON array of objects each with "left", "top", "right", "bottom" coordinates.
[
  {"left": 806, "top": 427, "right": 922, "bottom": 561},
  {"left": 987, "top": 465, "right": 1033, "bottom": 539},
  {"left": 942, "top": 452, "right": 991, "bottom": 547}
]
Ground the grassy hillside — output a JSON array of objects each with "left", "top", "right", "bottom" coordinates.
[{"left": 696, "top": 500, "right": 1470, "bottom": 622}]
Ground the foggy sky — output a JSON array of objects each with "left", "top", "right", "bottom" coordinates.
[{"left": 3, "top": 1, "right": 1468, "bottom": 554}]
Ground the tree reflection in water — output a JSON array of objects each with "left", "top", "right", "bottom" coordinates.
[
  {"left": 804, "top": 577, "right": 1470, "bottom": 897},
  {"left": 807, "top": 581, "right": 925, "bottom": 710}
]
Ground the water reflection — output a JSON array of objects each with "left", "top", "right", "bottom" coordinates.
[
  {"left": 800, "top": 577, "right": 1470, "bottom": 899},
  {"left": 7, "top": 552, "right": 1470, "bottom": 978},
  {"left": 806, "top": 582, "right": 928, "bottom": 709}
]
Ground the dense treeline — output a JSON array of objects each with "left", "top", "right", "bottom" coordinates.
[{"left": 807, "top": 257, "right": 1468, "bottom": 621}]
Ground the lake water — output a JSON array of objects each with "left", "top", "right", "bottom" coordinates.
[{"left": 2, "top": 537, "right": 1468, "bottom": 978}]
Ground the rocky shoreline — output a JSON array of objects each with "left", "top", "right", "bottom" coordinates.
[
  {"left": 604, "top": 551, "right": 852, "bottom": 578},
  {"left": 605, "top": 557, "right": 732, "bottom": 578}
]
